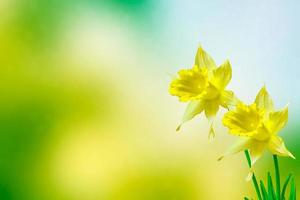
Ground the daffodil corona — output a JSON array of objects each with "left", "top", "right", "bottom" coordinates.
[
  {"left": 169, "top": 47, "right": 237, "bottom": 136},
  {"left": 221, "top": 86, "right": 295, "bottom": 166}
]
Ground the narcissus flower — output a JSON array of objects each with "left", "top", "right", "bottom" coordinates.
[
  {"left": 169, "top": 47, "right": 237, "bottom": 136},
  {"left": 220, "top": 86, "right": 295, "bottom": 165}
]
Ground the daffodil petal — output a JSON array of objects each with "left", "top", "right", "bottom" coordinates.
[
  {"left": 220, "top": 90, "right": 238, "bottom": 109},
  {"left": 255, "top": 86, "right": 274, "bottom": 113},
  {"left": 268, "top": 136, "right": 295, "bottom": 159},
  {"left": 210, "top": 60, "right": 232, "bottom": 89},
  {"left": 267, "top": 106, "right": 288, "bottom": 134},
  {"left": 169, "top": 65, "right": 208, "bottom": 102},
  {"left": 176, "top": 100, "right": 204, "bottom": 131},
  {"left": 204, "top": 100, "right": 219, "bottom": 119},
  {"left": 252, "top": 124, "right": 271, "bottom": 141},
  {"left": 249, "top": 140, "right": 267, "bottom": 166},
  {"left": 218, "top": 138, "right": 252, "bottom": 161},
  {"left": 195, "top": 46, "right": 217, "bottom": 71}
]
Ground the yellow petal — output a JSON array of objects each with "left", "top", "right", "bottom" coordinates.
[
  {"left": 222, "top": 103, "right": 263, "bottom": 137},
  {"left": 268, "top": 136, "right": 295, "bottom": 159},
  {"left": 249, "top": 140, "right": 267, "bottom": 166},
  {"left": 267, "top": 106, "right": 288, "bottom": 134},
  {"left": 218, "top": 138, "right": 252, "bottom": 161},
  {"left": 255, "top": 86, "right": 274, "bottom": 113},
  {"left": 204, "top": 100, "right": 219, "bottom": 119},
  {"left": 220, "top": 90, "right": 238, "bottom": 109},
  {"left": 210, "top": 60, "right": 232, "bottom": 89},
  {"left": 252, "top": 124, "right": 271, "bottom": 141},
  {"left": 176, "top": 100, "right": 204, "bottom": 131},
  {"left": 169, "top": 66, "right": 208, "bottom": 102},
  {"left": 194, "top": 46, "right": 217, "bottom": 71}
]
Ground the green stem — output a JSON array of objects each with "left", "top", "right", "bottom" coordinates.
[
  {"left": 244, "top": 150, "right": 262, "bottom": 200},
  {"left": 273, "top": 155, "right": 281, "bottom": 200}
]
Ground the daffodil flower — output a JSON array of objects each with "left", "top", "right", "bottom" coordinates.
[
  {"left": 220, "top": 86, "right": 295, "bottom": 166},
  {"left": 169, "top": 47, "right": 237, "bottom": 136}
]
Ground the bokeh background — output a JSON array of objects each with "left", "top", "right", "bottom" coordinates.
[{"left": 0, "top": 0, "right": 299, "bottom": 199}]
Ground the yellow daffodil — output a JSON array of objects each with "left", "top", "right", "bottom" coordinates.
[
  {"left": 220, "top": 86, "right": 295, "bottom": 166},
  {"left": 169, "top": 47, "right": 237, "bottom": 136}
]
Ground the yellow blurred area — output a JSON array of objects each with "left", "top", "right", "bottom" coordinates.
[{"left": 1, "top": 1, "right": 291, "bottom": 200}]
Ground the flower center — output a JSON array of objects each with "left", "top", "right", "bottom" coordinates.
[{"left": 240, "top": 107, "right": 262, "bottom": 132}]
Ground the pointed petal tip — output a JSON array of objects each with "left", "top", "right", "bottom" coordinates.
[
  {"left": 197, "top": 43, "right": 203, "bottom": 50},
  {"left": 289, "top": 152, "right": 296, "bottom": 159},
  {"left": 224, "top": 59, "right": 231, "bottom": 65},
  {"left": 176, "top": 124, "right": 181, "bottom": 131},
  {"left": 285, "top": 103, "right": 290, "bottom": 109},
  {"left": 259, "top": 84, "right": 268, "bottom": 93},
  {"left": 263, "top": 83, "right": 267, "bottom": 89},
  {"left": 217, "top": 155, "right": 224, "bottom": 161}
]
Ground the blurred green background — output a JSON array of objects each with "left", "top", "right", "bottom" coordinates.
[{"left": 0, "top": 0, "right": 299, "bottom": 199}]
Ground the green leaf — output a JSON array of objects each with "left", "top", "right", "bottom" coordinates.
[
  {"left": 268, "top": 172, "right": 276, "bottom": 200},
  {"left": 244, "top": 150, "right": 262, "bottom": 200},
  {"left": 289, "top": 177, "right": 296, "bottom": 200},
  {"left": 245, "top": 150, "right": 252, "bottom": 167},
  {"left": 244, "top": 197, "right": 250, "bottom": 200},
  {"left": 281, "top": 174, "right": 292, "bottom": 200},
  {"left": 260, "top": 180, "right": 268, "bottom": 200},
  {"left": 273, "top": 155, "right": 281, "bottom": 200}
]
